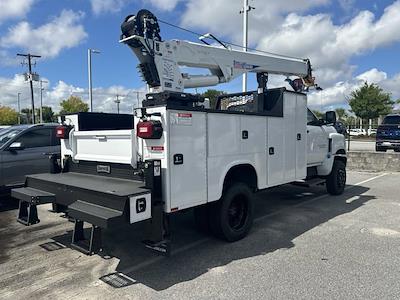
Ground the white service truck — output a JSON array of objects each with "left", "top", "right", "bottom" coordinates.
[{"left": 12, "top": 10, "right": 346, "bottom": 255}]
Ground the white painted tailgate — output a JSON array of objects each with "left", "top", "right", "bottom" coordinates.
[{"left": 72, "top": 130, "right": 136, "bottom": 165}]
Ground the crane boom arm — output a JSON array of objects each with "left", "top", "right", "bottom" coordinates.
[{"left": 120, "top": 9, "right": 315, "bottom": 93}]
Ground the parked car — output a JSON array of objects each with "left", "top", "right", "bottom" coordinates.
[
  {"left": 348, "top": 128, "right": 366, "bottom": 136},
  {"left": 0, "top": 124, "right": 61, "bottom": 192},
  {"left": 376, "top": 114, "right": 400, "bottom": 152},
  {"left": 368, "top": 128, "right": 377, "bottom": 136}
]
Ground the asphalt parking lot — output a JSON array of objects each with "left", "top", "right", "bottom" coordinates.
[{"left": 1, "top": 171, "right": 400, "bottom": 299}]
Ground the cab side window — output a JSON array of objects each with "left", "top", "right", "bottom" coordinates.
[
  {"left": 15, "top": 128, "right": 52, "bottom": 148},
  {"left": 307, "top": 109, "right": 319, "bottom": 125}
]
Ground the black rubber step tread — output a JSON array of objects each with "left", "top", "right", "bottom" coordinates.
[
  {"left": 12, "top": 187, "right": 55, "bottom": 204},
  {"left": 68, "top": 200, "right": 123, "bottom": 228}
]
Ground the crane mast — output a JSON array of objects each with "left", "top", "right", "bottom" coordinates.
[{"left": 120, "top": 9, "right": 316, "bottom": 95}]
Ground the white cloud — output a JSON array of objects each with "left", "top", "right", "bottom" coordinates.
[
  {"left": 46, "top": 81, "right": 147, "bottom": 113},
  {"left": 356, "top": 68, "right": 387, "bottom": 83},
  {"left": 177, "top": 0, "right": 400, "bottom": 107},
  {"left": 308, "top": 68, "right": 400, "bottom": 110},
  {"left": 257, "top": 1, "right": 400, "bottom": 86},
  {"left": 0, "top": 75, "right": 147, "bottom": 115},
  {"left": 181, "top": 0, "right": 330, "bottom": 43},
  {"left": 90, "top": 0, "right": 128, "bottom": 15},
  {"left": 0, "top": 0, "right": 35, "bottom": 24},
  {"left": 145, "top": 0, "right": 181, "bottom": 11},
  {"left": 0, "top": 10, "right": 87, "bottom": 58}
]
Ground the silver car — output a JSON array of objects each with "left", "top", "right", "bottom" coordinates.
[{"left": 0, "top": 124, "right": 60, "bottom": 192}]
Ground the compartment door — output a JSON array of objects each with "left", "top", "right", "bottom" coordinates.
[
  {"left": 169, "top": 111, "right": 207, "bottom": 211},
  {"left": 267, "top": 117, "right": 285, "bottom": 187},
  {"left": 296, "top": 95, "right": 307, "bottom": 179}
]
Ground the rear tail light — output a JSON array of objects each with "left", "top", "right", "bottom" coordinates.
[
  {"left": 56, "top": 125, "right": 72, "bottom": 139},
  {"left": 136, "top": 120, "right": 163, "bottom": 139}
]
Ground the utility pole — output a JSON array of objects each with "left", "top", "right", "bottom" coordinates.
[
  {"left": 88, "top": 49, "right": 100, "bottom": 112},
  {"left": 136, "top": 91, "right": 140, "bottom": 108},
  {"left": 39, "top": 80, "right": 48, "bottom": 123},
  {"left": 240, "top": 0, "right": 254, "bottom": 93},
  {"left": 17, "top": 93, "right": 21, "bottom": 125},
  {"left": 114, "top": 94, "right": 121, "bottom": 114},
  {"left": 17, "top": 53, "right": 41, "bottom": 124}
]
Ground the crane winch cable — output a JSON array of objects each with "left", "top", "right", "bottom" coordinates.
[{"left": 157, "top": 18, "right": 304, "bottom": 62}]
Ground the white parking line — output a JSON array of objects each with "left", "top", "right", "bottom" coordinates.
[
  {"left": 353, "top": 173, "right": 387, "bottom": 186},
  {"left": 119, "top": 172, "right": 387, "bottom": 275}
]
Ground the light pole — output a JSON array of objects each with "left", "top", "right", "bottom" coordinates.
[
  {"left": 114, "top": 94, "right": 121, "bottom": 114},
  {"left": 88, "top": 48, "right": 100, "bottom": 112},
  {"left": 240, "top": 0, "right": 254, "bottom": 92},
  {"left": 39, "top": 80, "right": 48, "bottom": 123},
  {"left": 17, "top": 93, "right": 21, "bottom": 124}
]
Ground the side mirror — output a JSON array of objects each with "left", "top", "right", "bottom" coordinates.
[
  {"left": 8, "top": 142, "right": 24, "bottom": 151},
  {"left": 325, "top": 111, "right": 337, "bottom": 125}
]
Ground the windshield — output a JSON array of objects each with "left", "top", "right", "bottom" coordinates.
[
  {"left": 382, "top": 116, "right": 400, "bottom": 125},
  {"left": 0, "top": 128, "right": 24, "bottom": 148}
]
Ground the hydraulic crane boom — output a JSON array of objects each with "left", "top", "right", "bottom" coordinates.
[{"left": 120, "top": 9, "right": 316, "bottom": 94}]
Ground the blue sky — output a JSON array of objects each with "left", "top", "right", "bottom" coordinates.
[{"left": 0, "top": 0, "right": 399, "bottom": 113}]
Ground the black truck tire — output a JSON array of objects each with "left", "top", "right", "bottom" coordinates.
[
  {"left": 209, "top": 183, "right": 254, "bottom": 242},
  {"left": 326, "top": 160, "right": 346, "bottom": 195}
]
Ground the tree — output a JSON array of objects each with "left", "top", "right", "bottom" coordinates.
[
  {"left": 59, "top": 96, "right": 89, "bottom": 114},
  {"left": 40, "top": 106, "right": 55, "bottom": 123},
  {"left": 21, "top": 108, "right": 32, "bottom": 124},
  {"left": 0, "top": 106, "right": 18, "bottom": 125},
  {"left": 335, "top": 108, "right": 348, "bottom": 122},
  {"left": 312, "top": 109, "right": 323, "bottom": 119},
  {"left": 202, "top": 89, "right": 226, "bottom": 109},
  {"left": 348, "top": 83, "right": 394, "bottom": 125}
]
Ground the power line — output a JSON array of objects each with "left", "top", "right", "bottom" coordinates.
[{"left": 157, "top": 19, "right": 303, "bottom": 61}]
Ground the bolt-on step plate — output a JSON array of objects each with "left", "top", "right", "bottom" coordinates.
[{"left": 12, "top": 187, "right": 55, "bottom": 205}]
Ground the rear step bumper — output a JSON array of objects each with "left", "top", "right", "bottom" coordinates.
[{"left": 11, "top": 160, "right": 167, "bottom": 255}]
